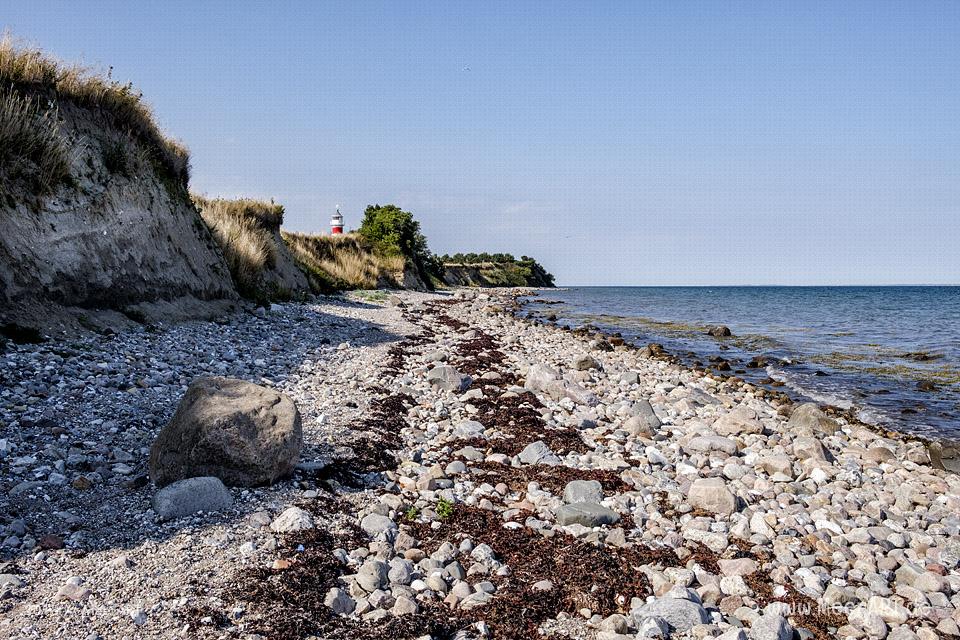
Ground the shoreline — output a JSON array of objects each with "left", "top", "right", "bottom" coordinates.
[
  {"left": 517, "top": 289, "right": 959, "bottom": 449},
  {"left": 1, "top": 289, "right": 958, "bottom": 639}
]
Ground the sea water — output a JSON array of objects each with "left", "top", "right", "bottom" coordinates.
[{"left": 523, "top": 286, "right": 960, "bottom": 439}]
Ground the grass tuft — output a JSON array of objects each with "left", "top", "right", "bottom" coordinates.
[
  {"left": 0, "top": 34, "right": 189, "bottom": 186},
  {"left": 193, "top": 196, "right": 285, "bottom": 301},
  {"left": 282, "top": 231, "right": 405, "bottom": 292},
  {"left": 0, "top": 89, "right": 72, "bottom": 195}
]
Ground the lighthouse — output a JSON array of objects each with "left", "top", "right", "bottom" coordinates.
[{"left": 330, "top": 206, "right": 344, "bottom": 234}]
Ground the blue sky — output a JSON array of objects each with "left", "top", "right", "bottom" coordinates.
[{"left": 5, "top": 1, "right": 959, "bottom": 285}]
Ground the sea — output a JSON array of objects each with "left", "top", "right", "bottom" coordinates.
[{"left": 520, "top": 286, "right": 960, "bottom": 440}]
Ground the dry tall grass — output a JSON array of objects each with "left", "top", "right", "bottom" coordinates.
[
  {"left": 0, "top": 89, "right": 71, "bottom": 196},
  {"left": 282, "top": 232, "right": 406, "bottom": 292},
  {"left": 0, "top": 34, "right": 189, "bottom": 185},
  {"left": 194, "top": 196, "right": 284, "bottom": 299}
]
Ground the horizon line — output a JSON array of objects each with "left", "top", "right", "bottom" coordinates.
[{"left": 553, "top": 283, "right": 960, "bottom": 288}]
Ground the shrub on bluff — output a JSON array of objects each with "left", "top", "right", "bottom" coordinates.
[{"left": 149, "top": 377, "right": 302, "bottom": 487}]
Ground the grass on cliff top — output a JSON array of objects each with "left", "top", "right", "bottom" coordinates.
[
  {"left": 193, "top": 196, "right": 282, "bottom": 301},
  {"left": 193, "top": 195, "right": 285, "bottom": 229},
  {"left": 0, "top": 89, "right": 72, "bottom": 198},
  {"left": 282, "top": 231, "right": 405, "bottom": 293},
  {"left": 0, "top": 34, "right": 189, "bottom": 186}
]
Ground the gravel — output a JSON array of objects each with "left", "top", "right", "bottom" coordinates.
[{"left": 2, "top": 289, "right": 959, "bottom": 639}]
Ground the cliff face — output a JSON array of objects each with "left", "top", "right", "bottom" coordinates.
[
  {"left": 0, "top": 86, "right": 237, "bottom": 329},
  {"left": 442, "top": 260, "right": 555, "bottom": 288}
]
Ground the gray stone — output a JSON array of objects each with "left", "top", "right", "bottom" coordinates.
[
  {"left": 149, "top": 377, "right": 302, "bottom": 487},
  {"left": 357, "top": 559, "right": 388, "bottom": 592},
  {"left": 793, "top": 436, "right": 830, "bottom": 461},
  {"left": 270, "top": 506, "right": 314, "bottom": 533},
  {"left": 632, "top": 597, "right": 709, "bottom": 632},
  {"left": 0, "top": 574, "right": 24, "bottom": 589},
  {"left": 749, "top": 613, "right": 793, "bottom": 640},
  {"left": 427, "top": 365, "right": 471, "bottom": 392},
  {"left": 713, "top": 406, "right": 763, "bottom": 436},
  {"left": 554, "top": 380, "right": 600, "bottom": 407},
  {"left": 9, "top": 481, "right": 43, "bottom": 497},
  {"left": 518, "top": 440, "right": 560, "bottom": 466},
  {"left": 563, "top": 480, "right": 604, "bottom": 504},
  {"left": 572, "top": 354, "right": 600, "bottom": 371},
  {"left": 360, "top": 513, "right": 398, "bottom": 538},
  {"left": 636, "top": 616, "right": 671, "bottom": 637},
  {"left": 632, "top": 400, "right": 662, "bottom": 429},
  {"left": 787, "top": 403, "right": 840, "bottom": 435},
  {"left": 687, "top": 477, "right": 737, "bottom": 515},
  {"left": 686, "top": 435, "right": 738, "bottom": 455},
  {"left": 388, "top": 558, "right": 414, "bottom": 585},
  {"left": 532, "top": 579, "right": 554, "bottom": 592},
  {"left": 524, "top": 364, "right": 560, "bottom": 391},
  {"left": 391, "top": 595, "right": 419, "bottom": 615},
  {"left": 152, "top": 476, "right": 233, "bottom": 521},
  {"left": 452, "top": 420, "right": 485, "bottom": 438},
  {"left": 867, "top": 595, "right": 910, "bottom": 624},
  {"left": 556, "top": 503, "right": 620, "bottom": 527}
]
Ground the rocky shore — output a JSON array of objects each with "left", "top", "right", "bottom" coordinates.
[{"left": 1, "top": 290, "right": 959, "bottom": 640}]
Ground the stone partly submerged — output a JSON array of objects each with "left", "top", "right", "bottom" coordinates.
[
  {"left": 787, "top": 402, "right": 840, "bottom": 435},
  {"left": 149, "top": 376, "right": 302, "bottom": 487},
  {"left": 928, "top": 440, "right": 960, "bottom": 474}
]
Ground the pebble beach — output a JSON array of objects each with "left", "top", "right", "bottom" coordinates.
[{"left": 1, "top": 289, "right": 959, "bottom": 640}]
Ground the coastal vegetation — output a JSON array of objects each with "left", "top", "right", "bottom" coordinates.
[
  {"left": 439, "top": 253, "right": 556, "bottom": 287},
  {"left": 0, "top": 89, "right": 72, "bottom": 197},
  {"left": 193, "top": 196, "right": 293, "bottom": 302},
  {"left": 282, "top": 231, "right": 407, "bottom": 293},
  {"left": 0, "top": 34, "right": 190, "bottom": 190},
  {"left": 358, "top": 204, "right": 443, "bottom": 288},
  {"left": 1, "top": 34, "right": 557, "bottom": 334}
]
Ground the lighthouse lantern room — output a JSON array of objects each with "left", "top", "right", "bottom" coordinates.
[{"left": 330, "top": 206, "right": 344, "bottom": 234}]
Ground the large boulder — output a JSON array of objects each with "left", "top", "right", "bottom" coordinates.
[{"left": 149, "top": 377, "right": 302, "bottom": 487}]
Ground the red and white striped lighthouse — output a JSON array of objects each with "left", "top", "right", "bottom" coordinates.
[{"left": 330, "top": 206, "right": 344, "bottom": 234}]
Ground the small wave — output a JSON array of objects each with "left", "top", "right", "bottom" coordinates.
[
  {"left": 765, "top": 366, "right": 854, "bottom": 409},
  {"left": 766, "top": 365, "right": 897, "bottom": 430}
]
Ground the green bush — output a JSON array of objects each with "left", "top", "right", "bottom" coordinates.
[{"left": 359, "top": 204, "right": 442, "bottom": 287}]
